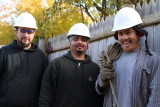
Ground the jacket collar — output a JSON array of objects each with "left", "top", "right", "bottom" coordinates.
[{"left": 64, "top": 50, "right": 91, "bottom": 63}]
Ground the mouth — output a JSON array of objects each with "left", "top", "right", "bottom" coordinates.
[
  {"left": 122, "top": 41, "right": 132, "bottom": 48},
  {"left": 76, "top": 45, "right": 84, "bottom": 51},
  {"left": 122, "top": 40, "right": 132, "bottom": 46},
  {"left": 22, "top": 38, "right": 29, "bottom": 42},
  {"left": 123, "top": 41, "right": 130, "bottom": 45},
  {"left": 77, "top": 46, "right": 83, "bottom": 49}
]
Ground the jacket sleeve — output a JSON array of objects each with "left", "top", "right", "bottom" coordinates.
[
  {"left": 0, "top": 48, "right": 5, "bottom": 76},
  {"left": 39, "top": 60, "right": 58, "bottom": 107},
  {"left": 147, "top": 55, "right": 160, "bottom": 107},
  {"left": 0, "top": 49, "right": 2, "bottom": 74},
  {"left": 42, "top": 56, "right": 49, "bottom": 73},
  {"left": 95, "top": 75, "right": 109, "bottom": 95}
]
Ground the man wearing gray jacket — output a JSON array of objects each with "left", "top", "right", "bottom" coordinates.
[{"left": 96, "top": 7, "right": 160, "bottom": 107}]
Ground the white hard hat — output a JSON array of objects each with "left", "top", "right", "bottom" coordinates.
[
  {"left": 67, "top": 23, "right": 91, "bottom": 39},
  {"left": 14, "top": 13, "right": 37, "bottom": 29},
  {"left": 112, "top": 7, "right": 142, "bottom": 32}
]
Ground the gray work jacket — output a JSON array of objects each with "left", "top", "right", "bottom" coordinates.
[{"left": 96, "top": 47, "right": 160, "bottom": 107}]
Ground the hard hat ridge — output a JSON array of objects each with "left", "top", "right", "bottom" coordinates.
[
  {"left": 67, "top": 23, "right": 91, "bottom": 39},
  {"left": 112, "top": 7, "right": 142, "bottom": 32},
  {"left": 14, "top": 12, "right": 37, "bottom": 29},
  {"left": 113, "top": 7, "right": 143, "bottom": 40}
]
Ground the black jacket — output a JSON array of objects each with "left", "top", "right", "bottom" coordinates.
[
  {"left": 39, "top": 51, "right": 103, "bottom": 107},
  {"left": 0, "top": 40, "right": 48, "bottom": 107}
]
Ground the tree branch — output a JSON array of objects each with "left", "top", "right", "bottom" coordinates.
[
  {"left": 74, "top": 2, "right": 96, "bottom": 22},
  {"left": 93, "top": 2, "right": 108, "bottom": 17},
  {"left": 83, "top": 5, "right": 96, "bottom": 22},
  {"left": 115, "top": 0, "right": 121, "bottom": 10}
]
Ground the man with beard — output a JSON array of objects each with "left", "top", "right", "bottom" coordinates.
[
  {"left": 96, "top": 7, "right": 160, "bottom": 107},
  {"left": 0, "top": 13, "right": 48, "bottom": 107},
  {"left": 39, "top": 23, "right": 103, "bottom": 107}
]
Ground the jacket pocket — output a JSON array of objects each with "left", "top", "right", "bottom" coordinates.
[
  {"left": 88, "top": 76, "right": 97, "bottom": 94},
  {"left": 140, "top": 68, "right": 151, "bottom": 89},
  {"left": 140, "top": 68, "right": 151, "bottom": 105}
]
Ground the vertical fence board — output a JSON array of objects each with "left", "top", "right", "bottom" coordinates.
[
  {"left": 148, "top": 0, "right": 155, "bottom": 15},
  {"left": 145, "top": 26, "right": 154, "bottom": 51},
  {"left": 98, "top": 38, "right": 107, "bottom": 55},
  {"left": 89, "top": 41, "right": 100, "bottom": 64},
  {"left": 38, "top": 39, "right": 46, "bottom": 53},
  {"left": 153, "top": 24, "right": 160, "bottom": 55},
  {"left": 155, "top": 0, "right": 160, "bottom": 13}
]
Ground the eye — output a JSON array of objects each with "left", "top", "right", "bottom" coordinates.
[
  {"left": 20, "top": 30, "right": 25, "bottom": 33},
  {"left": 82, "top": 38, "right": 87, "bottom": 42},
  {"left": 118, "top": 32, "right": 123, "bottom": 36},
  {"left": 28, "top": 32, "right": 33, "bottom": 34},
  {"left": 126, "top": 31, "right": 131, "bottom": 34},
  {"left": 72, "top": 37, "right": 78, "bottom": 41}
]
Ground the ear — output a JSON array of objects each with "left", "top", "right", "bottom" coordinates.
[{"left": 15, "top": 29, "right": 18, "bottom": 36}]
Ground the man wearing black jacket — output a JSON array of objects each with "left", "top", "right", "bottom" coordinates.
[
  {"left": 0, "top": 12, "right": 48, "bottom": 107},
  {"left": 39, "top": 23, "right": 103, "bottom": 107}
]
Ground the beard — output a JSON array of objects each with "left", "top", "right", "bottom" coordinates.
[
  {"left": 76, "top": 49, "right": 83, "bottom": 54},
  {"left": 75, "top": 44, "right": 85, "bottom": 54},
  {"left": 17, "top": 39, "right": 31, "bottom": 49}
]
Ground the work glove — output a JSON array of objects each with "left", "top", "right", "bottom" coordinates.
[{"left": 99, "top": 67, "right": 115, "bottom": 81}]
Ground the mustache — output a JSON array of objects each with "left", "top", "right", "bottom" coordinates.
[
  {"left": 76, "top": 43, "right": 84, "bottom": 47},
  {"left": 22, "top": 37, "right": 30, "bottom": 40},
  {"left": 122, "top": 39, "right": 132, "bottom": 43}
]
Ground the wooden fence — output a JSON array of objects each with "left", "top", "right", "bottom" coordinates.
[{"left": 38, "top": 0, "right": 160, "bottom": 64}]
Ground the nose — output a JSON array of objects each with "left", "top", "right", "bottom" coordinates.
[
  {"left": 122, "top": 34, "right": 128, "bottom": 40},
  {"left": 77, "top": 39, "right": 82, "bottom": 43},
  {"left": 23, "top": 32, "right": 29, "bottom": 37}
]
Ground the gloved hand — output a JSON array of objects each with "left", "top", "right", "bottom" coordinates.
[{"left": 99, "top": 67, "right": 115, "bottom": 81}]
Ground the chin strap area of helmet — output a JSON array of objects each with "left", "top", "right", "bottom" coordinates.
[
  {"left": 134, "top": 25, "right": 152, "bottom": 56},
  {"left": 143, "top": 30, "right": 153, "bottom": 56}
]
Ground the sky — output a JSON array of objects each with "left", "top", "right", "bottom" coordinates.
[
  {"left": 0, "top": 0, "right": 13, "bottom": 5},
  {"left": 0, "top": 0, "right": 16, "bottom": 22},
  {"left": 0, "top": 0, "right": 47, "bottom": 23}
]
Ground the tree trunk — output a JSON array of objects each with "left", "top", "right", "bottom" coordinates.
[{"left": 122, "top": 0, "right": 139, "bottom": 9}]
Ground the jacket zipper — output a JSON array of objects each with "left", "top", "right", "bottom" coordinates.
[{"left": 78, "top": 63, "right": 81, "bottom": 68}]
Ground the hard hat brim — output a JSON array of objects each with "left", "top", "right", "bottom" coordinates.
[{"left": 68, "top": 34, "right": 91, "bottom": 39}]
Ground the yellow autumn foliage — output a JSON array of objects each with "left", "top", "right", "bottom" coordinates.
[{"left": 0, "top": 0, "right": 92, "bottom": 45}]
